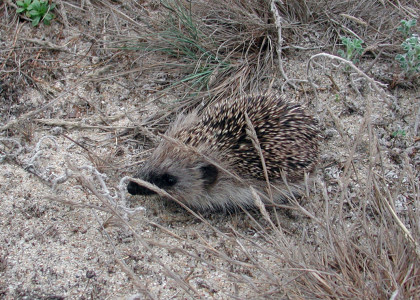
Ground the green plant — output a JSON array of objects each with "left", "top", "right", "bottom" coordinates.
[
  {"left": 395, "top": 34, "right": 420, "bottom": 75},
  {"left": 16, "top": 0, "right": 32, "bottom": 13},
  {"left": 397, "top": 19, "right": 417, "bottom": 38},
  {"left": 16, "top": 0, "right": 56, "bottom": 26},
  {"left": 129, "top": 0, "right": 276, "bottom": 103},
  {"left": 334, "top": 94, "right": 340, "bottom": 102},
  {"left": 338, "top": 36, "right": 364, "bottom": 63},
  {"left": 391, "top": 130, "right": 406, "bottom": 138},
  {"left": 140, "top": 0, "right": 233, "bottom": 96}
]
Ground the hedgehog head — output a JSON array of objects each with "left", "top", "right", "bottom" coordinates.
[
  {"left": 127, "top": 113, "right": 233, "bottom": 210},
  {"left": 127, "top": 141, "right": 219, "bottom": 197}
]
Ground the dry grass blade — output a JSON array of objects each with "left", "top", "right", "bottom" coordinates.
[
  {"left": 245, "top": 112, "right": 273, "bottom": 201},
  {"left": 373, "top": 176, "right": 420, "bottom": 258}
]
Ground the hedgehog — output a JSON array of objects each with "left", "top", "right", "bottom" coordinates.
[{"left": 127, "top": 94, "right": 319, "bottom": 211}]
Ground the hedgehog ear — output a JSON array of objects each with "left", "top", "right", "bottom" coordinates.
[{"left": 200, "top": 164, "right": 218, "bottom": 187}]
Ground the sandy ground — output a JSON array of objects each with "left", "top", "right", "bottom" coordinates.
[{"left": 1, "top": 1, "right": 419, "bottom": 299}]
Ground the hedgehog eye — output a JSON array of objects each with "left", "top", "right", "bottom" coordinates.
[
  {"left": 160, "top": 173, "right": 178, "bottom": 187},
  {"left": 200, "top": 164, "right": 218, "bottom": 187}
]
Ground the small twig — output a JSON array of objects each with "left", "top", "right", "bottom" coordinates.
[
  {"left": 21, "top": 38, "right": 69, "bottom": 52},
  {"left": 97, "top": 0, "right": 144, "bottom": 28},
  {"left": 270, "top": 0, "right": 296, "bottom": 89},
  {"left": 307, "top": 53, "right": 397, "bottom": 108},
  {"left": 339, "top": 14, "right": 368, "bottom": 27},
  {"left": 250, "top": 187, "right": 278, "bottom": 231},
  {"left": 35, "top": 118, "right": 131, "bottom": 130},
  {"left": 57, "top": 0, "right": 69, "bottom": 29},
  {"left": 244, "top": 112, "right": 273, "bottom": 201},
  {"left": 363, "top": 47, "right": 384, "bottom": 74},
  {"left": 373, "top": 177, "right": 420, "bottom": 259},
  {"left": 414, "top": 103, "right": 420, "bottom": 136},
  {"left": 327, "top": 16, "right": 364, "bottom": 41},
  {"left": 4, "top": 0, "right": 18, "bottom": 9},
  {"left": 115, "top": 259, "right": 156, "bottom": 300}
]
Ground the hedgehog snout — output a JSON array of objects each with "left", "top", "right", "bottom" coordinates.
[
  {"left": 127, "top": 163, "right": 219, "bottom": 196},
  {"left": 127, "top": 180, "right": 156, "bottom": 195},
  {"left": 127, "top": 171, "right": 178, "bottom": 195}
]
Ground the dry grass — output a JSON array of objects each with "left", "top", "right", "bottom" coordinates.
[
  {"left": 46, "top": 36, "right": 419, "bottom": 300},
  {"left": 132, "top": 0, "right": 278, "bottom": 108},
  {"left": 1, "top": 0, "right": 419, "bottom": 299},
  {"left": 126, "top": 0, "right": 419, "bottom": 108}
]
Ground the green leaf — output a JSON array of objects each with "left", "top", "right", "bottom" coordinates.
[
  {"left": 29, "top": 10, "right": 41, "bottom": 16},
  {"left": 395, "top": 54, "right": 404, "bottom": 62},
  {"left": 391, "top": 130, "right": 406, "bottom": 138},
  {"left": 16, "top": 1, "right": 24, "bottom": 7},
  {"left": 44, "top": 13, "right": 54, "bottom": 21},
  {"left": 32, "top": 15, "right": 41, "bottom": 26},
  {"left": 43, "top": 14, "right": 54, "bottom": 25},
  {"left": 16, "top": 8, "right": 25, "bottom": 13}
]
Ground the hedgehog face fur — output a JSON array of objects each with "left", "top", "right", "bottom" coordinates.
[{"left": 127, "top": 94, "right": 319, "bottom": 211}]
